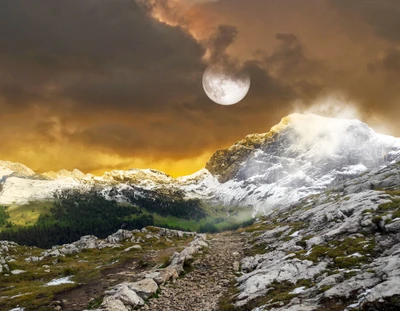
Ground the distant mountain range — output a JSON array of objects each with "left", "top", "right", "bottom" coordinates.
[{"left": 1, "top": 113, "right": 399, "bottom": 213}]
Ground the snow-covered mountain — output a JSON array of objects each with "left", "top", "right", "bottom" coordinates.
[{"left": 0, "top": 113, "right": 399, "bottom": 213}]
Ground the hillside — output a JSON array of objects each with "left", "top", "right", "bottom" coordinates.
[{"left": 0, "top": 160, "right": 399, "bottom": 310}]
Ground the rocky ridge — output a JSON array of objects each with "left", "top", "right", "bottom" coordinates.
[{"left": 89, "top": 232, "right": 209, "bottom": 311}]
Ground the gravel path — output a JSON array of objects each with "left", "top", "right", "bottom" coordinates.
[{"left": 141, "top": 231, "right": 246, "bottom": 311}]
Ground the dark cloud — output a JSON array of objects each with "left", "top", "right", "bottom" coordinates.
[
  {"left": 0, "top": 0, "right": 399, "bottom": 175},
  {"left": 263, "top": 33, "right": 325, "bottom": 99},
  {"left": 208, "top": 25, "right": 239, "bottom": 65},
  {"left": 329, "top": 0, "right": 400, "bottom": 42},
  {"left": 0, "top": 0, "right": 205, "bottom": 111}
]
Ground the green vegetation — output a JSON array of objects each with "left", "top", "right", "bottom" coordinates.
[
  {"left": 119, "top": 187, "right": 207, "bottom": 220},
  {"left": 0, "top": 205, "right": 10, "bottom": 226},
  {"left": 244, "top": 241, "right": 269, "bottom": 256},
  {"left": 151, "top": 204, "right": 254, "bottom": 233},
  {"left": 0, "top": 229, "right": 193, "bottom": 311},
  {"left": 0, "top": 189, "right": 154, "bottom": 248},
  {"left": 5, "top": 201, "right": 53, "bottom": 229},
  {"left": 295, "top": 237, "right": 374, "bottom": 269},
  {"left": 0, "top": 188, "right": 255, "bottom": 244}
]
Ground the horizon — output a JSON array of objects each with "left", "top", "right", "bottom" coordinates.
[{"left": 2, "top": 111, "right": 399, "bottom": 178}]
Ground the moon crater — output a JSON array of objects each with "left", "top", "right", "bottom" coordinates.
[{"left": 202, "top": 66, "right": 250, "bottom": 106}]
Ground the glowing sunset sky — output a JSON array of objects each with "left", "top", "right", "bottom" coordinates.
[{"left": 0, "top": 0, "right": 399, "bottom": 176}]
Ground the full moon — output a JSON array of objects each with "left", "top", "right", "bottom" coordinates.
[{"left": 202, "top": 66, "right": 250, "bottom": 106}]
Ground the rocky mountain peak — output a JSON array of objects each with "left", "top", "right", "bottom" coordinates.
[
  {"left": 42, "top": 169, "right": 86, "bottom": 180},
  {"left": 0, "top": 160, "right": 36, "bottom": 179},
  {"left": 206, "top": 113, "right": 400, "bottom": 184}
]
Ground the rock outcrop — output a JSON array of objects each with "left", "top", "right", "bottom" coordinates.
[{"left": 235, "top": 161, "right": 400, "bottom": 310}]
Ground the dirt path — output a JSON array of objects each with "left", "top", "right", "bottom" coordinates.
[{"left": 142, "top": 231, "right": 246, "bottom": 311}]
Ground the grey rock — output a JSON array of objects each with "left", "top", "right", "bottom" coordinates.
[{"left": 129, "top": 279, "right": 158, "bottom": 299}]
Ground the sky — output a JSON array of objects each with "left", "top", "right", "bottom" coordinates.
[{"left": 0, "top": 0, "right": 399, "bottom": 176}]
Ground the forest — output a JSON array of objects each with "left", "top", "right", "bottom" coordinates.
[
  {"left": 0, "top": 189, "right": 154, "bottom": 248},
  {"left": 118, "top": 187, "right": 207, "bottom": 220}
]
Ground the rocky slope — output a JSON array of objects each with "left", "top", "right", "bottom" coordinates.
[
  {"left": 234, "top": 161, "right": 400, "bottom": 311},
  {"left": 0, "top": 113, "right": 399, "bottom": 215}
]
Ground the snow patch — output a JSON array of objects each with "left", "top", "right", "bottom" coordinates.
[
  {"left": 45, "top": 276, "right": 75, "bottom": 286},
  {"left": 289, "top": 286, "right": 307, "bottom": 294}
]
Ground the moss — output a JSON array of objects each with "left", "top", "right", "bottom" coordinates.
[
  {"left": 320, "top": 285, "right": 333, "bottom": 292},
  {"left": 343, "top": 271, "right": 358, "bottom": 279},
  {"left": 296, "top": 278, "right": 314, "bottom": 288},
  {"left": 282, "top": 236, "right": 292, "bottom": 242},
  {"left": 297, "top": 237, "right": 374, "bottom": 269},
  {"left": 296, "top": 235, "right": 313, "bottom": 248},
  {"left": 378, "top": 200, "right": 400, "bottom": 212},
  {"left": 385, "top": 189, "right": 400, "bottom": 196},
  {"left": 244, "top": 242, "right": 269, "bottom": 256}
]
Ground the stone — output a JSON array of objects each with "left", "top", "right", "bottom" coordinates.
[
  {"left": 323, "top": 273, "right": 379, "bottom": 299},
  {"left": 11, "top": 269, "right": 26, "bottom": 275},
  {"left": 365, "top": 278, "right": 400, "bottom": 302},
  {"left": 100, "top": 296, "right": 129, "bottom": 311},
  {"left": 316, "top": 273, "right": 343, "bottom": 289},
  {"left": 104, "top": 283, "right": 145, "bottom": 309},
  {"left": 385, "top": 219, "right": 400, "bottom": 233},
  {"left": 129, "top": 278, "right": 158, "bottom": 299},
  {"left": 123, "top": 245, "right": 142, "bottom": 252}
]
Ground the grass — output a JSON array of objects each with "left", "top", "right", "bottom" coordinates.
[
  {"left": 0, "top": 228, "right": 193, "bottom": 311},
  {"left": 0, "top": 201, "right": 53, "bottom": 231},
  {"left": 295, "top": 237, "right": 374, "bottom": 269},
  {"left": 244, "top": 241, "right": 269, "bottom": 256}
]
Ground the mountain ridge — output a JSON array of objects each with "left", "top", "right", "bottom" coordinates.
[{"left": 0, "top": 113, "right": 399, "bottom": 212}]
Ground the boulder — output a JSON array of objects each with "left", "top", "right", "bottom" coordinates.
[
  {"left": 146, "top": 267, "right": 179, "bottom": 285},
  {"left": 100, "top": 296, "right": 130, "bottom": 311},
  {"left": 129, "top": 278, "right": 158, "bottom": 299},
  {"left": 75, "top": 235, "right": 98, "bottom": 249},
  {"left": 385, "top": 219, "right": 400, "bottom": 233},
  {"left": 104, "top": 283, "right": 144, "bottom": 308},
  {"left": 106, "top": 229, "right": 133, "bottom": 244}
]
